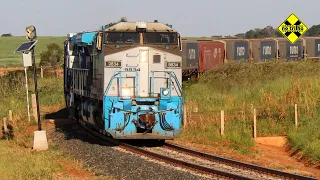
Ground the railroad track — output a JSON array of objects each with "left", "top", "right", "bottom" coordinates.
[
  {"left": 80, "top": 124, "right": 318, "bottom": 180},
  {"left": 163, "top": 142, "right": 318, "bottom": 180}
]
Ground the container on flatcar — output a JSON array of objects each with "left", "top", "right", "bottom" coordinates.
[
  {"left": 181, "top": 40, "right": 200, "bottom": 78},
  {"left": 197, "top": 40, "right": 226, "bottom": 72},
  {"left": 276, "top": 38, "right": 304, "bottom": 60},
  {"left": 250, "top": 38, "right": 278, "bottom": 62},
  {"left": 302, "top": 37, "right": 320, "bottom": 59},
  {"left": 223, "top": 39, "right": 250, "bottom": 61}
]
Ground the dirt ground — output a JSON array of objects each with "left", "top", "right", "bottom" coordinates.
[
  {"left": 0, "top": 67, "right": 24, "bottom": 76},
  {"left": 0, "top": 67, "right": 63, "bottom": 77},
  {"left": 171, "top": 137, "right": 320, "bottom": 179}
]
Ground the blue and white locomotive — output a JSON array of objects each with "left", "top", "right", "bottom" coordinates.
[{"left": 63, "top": 21, "right": 184, "bottom": 140}]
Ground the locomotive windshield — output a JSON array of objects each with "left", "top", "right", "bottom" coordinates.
[
  {"left": 143, "top": 32, "right": 178, "bottom": 45},
  {"left": 105, "top": 32, "right": 140, "bottom": 44}
]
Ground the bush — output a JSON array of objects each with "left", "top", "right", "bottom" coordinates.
[
  {"left": 1, "top": 33, "right": 12, "bottom": 37},
  {"left": 40, "top": 43, "right": 63, "bottom": 68}
]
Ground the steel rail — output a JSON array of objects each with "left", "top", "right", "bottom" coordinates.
[
  {"left": 164, "top": 142, "right": 318, "bottom": 180},
  {"left": 80, "top": 124, "right": 251, "bottom": 180}
]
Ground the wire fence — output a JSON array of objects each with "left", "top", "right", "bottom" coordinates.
[{"left": 183, "top": 102, "right": 308, "bottom": 138}]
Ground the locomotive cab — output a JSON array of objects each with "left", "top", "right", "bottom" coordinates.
[{"left": 102, "top": 22, "right": 184, "bottom": 139}]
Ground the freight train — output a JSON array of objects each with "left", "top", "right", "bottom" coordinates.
[
  {"left": 181, "top": 37, "right": 320, "bottom": 80},
  {"left": 63, "top": 21, "right": 184, "bottom": 140}
]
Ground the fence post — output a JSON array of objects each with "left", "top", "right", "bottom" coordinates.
[
  {"left": 40, "top": 66, "right": 43, "bottom": 78},
  {"left": 253, "top": 108, "right": 257, "bottom": 139},
  {"left": 221, "top": 110, "right": 225, "bottom": 136},
  {"left": 295, "top": 104, "right": 298, "bottom": 129},
  {"left": 3, "top": 117, "right": 8, "bottom": 135},
  {"left": 8, "top": 110, "right": 12, "bottom": 121},
  {"left": 32, "top": 94, "right": 38, "bottom": 122},
  {"left": 183, "top": 104, "right": 187, "bottom": 129}
]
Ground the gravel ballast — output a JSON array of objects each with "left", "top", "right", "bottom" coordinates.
[{"left": 48, "top": 123, "right": 215, "bottom": 180}]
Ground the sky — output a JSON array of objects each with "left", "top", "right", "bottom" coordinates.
[{"left": 0, "top": 0, "right": 319, "bottom": 37}]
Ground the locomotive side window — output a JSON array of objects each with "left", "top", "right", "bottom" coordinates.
[
  {"left": 143, "top": 32, "right": 178, "bottom": 45},
  {"left": 104, "top": 32, "right": 140, "bottom": 44},
  {"left": 153, "top": 55, "right": 161, "bottom": 63},
  {"left": 68, "top": 40, "right": 74, "bottom": 51}
]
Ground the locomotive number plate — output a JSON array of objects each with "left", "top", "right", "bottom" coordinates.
[
  {"left": 106, "top": 61, "right": 122, "bottom": 67},
  {"left": 166, "top": 62, "right": 181, "bottom": 68}
]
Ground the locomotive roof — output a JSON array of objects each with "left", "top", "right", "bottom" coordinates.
[{"left": 104, "top": 22, "right": 177, "bottom": 33}]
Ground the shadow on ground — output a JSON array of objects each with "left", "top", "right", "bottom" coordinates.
[
  {"left": 44, "top": 108, "right": 117, "bottom": 147},
  {"left": 45, "top": 108, "right": 167, "bottom": 148}
]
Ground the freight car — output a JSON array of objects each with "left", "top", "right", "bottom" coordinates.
[
  {"left": 181, "top": 40, "right": 225, "bottom": 80},
  {"left": 250, "top": 38, "right": 278, "bottom": 62},
  {"left": 181, "top": 36, "right": 320, "bottom": 80},
  {"left": 276, "top": 38, "right": 305, "bottom": 60},
  {"left": 63, "top": 21, "right": 184, "bottom": 140},
  {"left": 301, "top": 37, "right": 320, "bottom": 60},
  {"left": 224, "top": 39, "right": 250, "bottom": 62}
]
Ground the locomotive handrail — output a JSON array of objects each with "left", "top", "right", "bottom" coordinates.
[
  {"left": 112, "top": 107, "right": 178, "bottom": 114},
  {"left": 104, "top": 70, "right": 183, "bottom": 98},
  {"left": 151, "top": 71, "right": 183, "bottom": 97},
  {"left": 69, "top": 68, "right": 91, "bottom": 97},
  {"left": 104, "top": 71, "right": 139, "bottom": 96}
]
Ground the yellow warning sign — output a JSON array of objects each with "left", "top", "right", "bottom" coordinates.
[{"left": 277, "top": 13, "right": 308, "bottom": 44}]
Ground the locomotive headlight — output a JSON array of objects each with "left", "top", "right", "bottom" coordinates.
[
  {"left": 122, "top": 88, "right": 130, "bottom": 97},
  {"left": 162, "top": 89, "right": 169, "bottom": 96},
  {"left": 140, "top": 50, "right": 148, "bottom": 63},
  {"left": 160, "top": 88, "right": 170, "bottom": 99}
]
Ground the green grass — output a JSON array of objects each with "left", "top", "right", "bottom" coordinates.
[
  {"left": 287, "top": 115, "right": 320, "bottom": 162},
  {"left": 0, "top": 141, "right": 63, "bottom": 179},
  {"left": 0, "top": 71, "right": 106, "bottom": 179},
  {"left": 181, "top": 60, "right": 320, "bottom": 161},
  {"left": 0, "top": 70, "right": 64, "bottom": 119},
  {"left": 0, "top": 36, "right": 66, "bottom": 67}
]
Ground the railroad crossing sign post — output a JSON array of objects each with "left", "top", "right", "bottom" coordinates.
[{"left": 14, "top": 25, "right": 48, "bottom": 151}]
